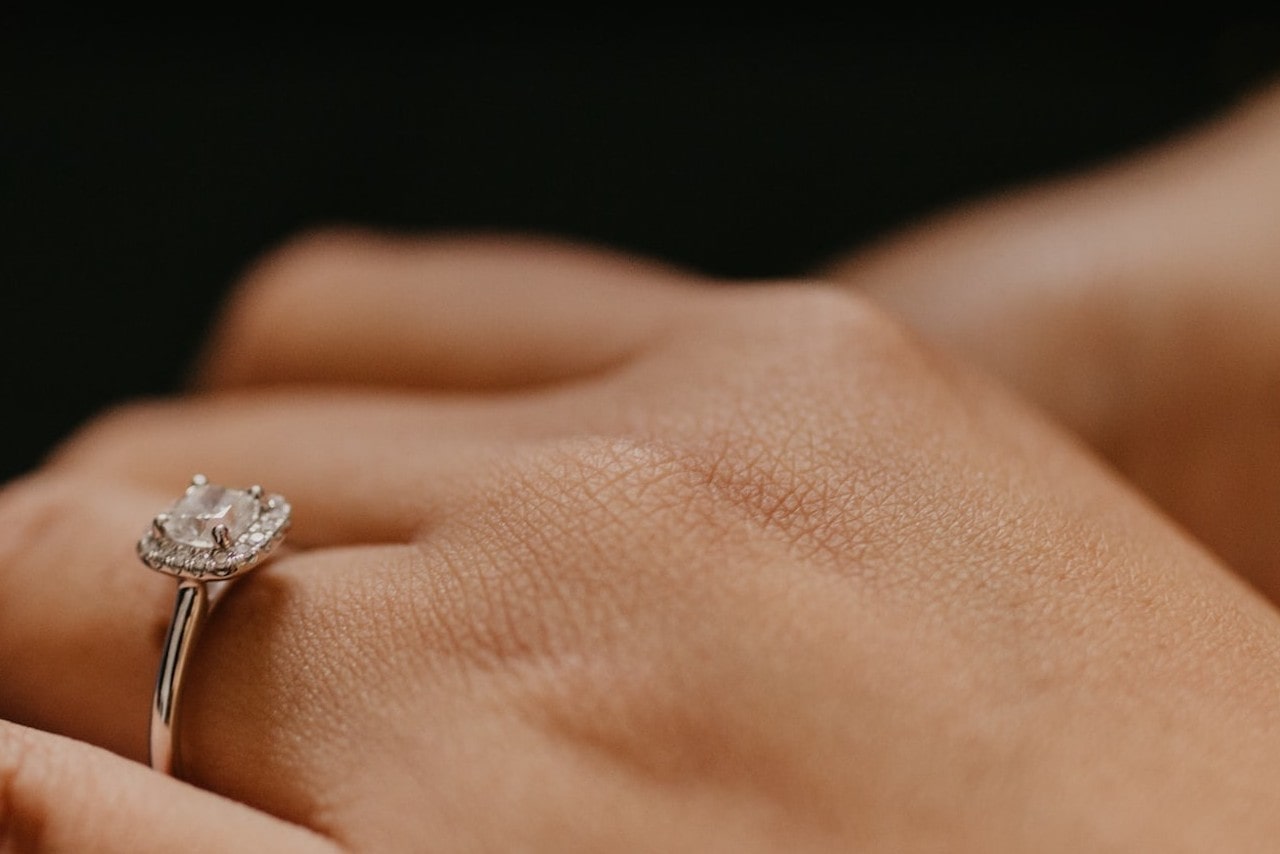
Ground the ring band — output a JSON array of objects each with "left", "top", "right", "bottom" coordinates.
[{"left": 137, "top": 474, "right": 291, "bottom": 775}]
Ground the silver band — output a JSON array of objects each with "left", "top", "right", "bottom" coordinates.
[
  {"left": 138, "top": 475, "right": 291, "bottom": 775},
  {"left": 150, "top": 580, "right": 209, "bottom": 774}
]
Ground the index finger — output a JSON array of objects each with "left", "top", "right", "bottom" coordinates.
[{"left": 198, "top": 231, "right": 712, "bottom": 391}]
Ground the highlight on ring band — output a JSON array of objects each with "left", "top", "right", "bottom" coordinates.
[{"left": 138, "top": 474, "right": 291, "bottom": 579}]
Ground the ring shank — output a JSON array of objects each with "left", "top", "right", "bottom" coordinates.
[{"left": 150, "top": 580, "right": 209, "bottom": 774}]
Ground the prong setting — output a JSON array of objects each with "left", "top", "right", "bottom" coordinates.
[
  {"left": 249, "top": 484, "right": 266, "bottom": 509},
  {"left": 138, "top": 480, "right": 290, "bottom": 580}
]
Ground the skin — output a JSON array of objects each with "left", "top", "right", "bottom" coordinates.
[
  {"left": 825, "top": 82, "right": 1280, "bottom": 598},
  {"left": 2, "top": 85, "right": 1280, "bottom": 852}
]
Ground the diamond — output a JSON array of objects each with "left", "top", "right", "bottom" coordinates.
[
  {"left": 139, "top": 479, "right": 290, "bottom": 581},
  {"left": 160, "top": 484, "right": 260, "bottom": 549}
]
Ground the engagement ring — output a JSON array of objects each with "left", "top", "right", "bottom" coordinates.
[{"left": 137, "top": 475, "right": 291, "bottom": 774}]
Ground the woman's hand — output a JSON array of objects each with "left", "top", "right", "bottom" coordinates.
[
  {"left": 825, "top": 82, "right": 1280, "bottom": 599},
  {"left": 4, "top": 234, "right": 1280, "bottom": 850}
]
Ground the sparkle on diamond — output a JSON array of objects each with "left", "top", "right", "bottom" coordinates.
[{"left": 160, "top": 484, "right": 260, "bottom": 548}]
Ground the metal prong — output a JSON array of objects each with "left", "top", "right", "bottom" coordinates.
[
  {"left": 249, "top": 484, "right": 264, "bottom": 500},
  {"left": 211, "top": 524, "right": 231, "bottom": 549},
  {"left": 187, "top": 473, "right": 208, "bottom": 494},
  {"left": 152, "top": 514, "right": 169, "bottom": 537}
]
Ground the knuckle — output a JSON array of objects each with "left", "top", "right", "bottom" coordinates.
[
  {"left": 204, "top": 227, "right": 377, "bottom": 374},
  {"left": 713, "top": 281, "right": 915, "bottom": 361},
  {"left": 668, "top": 286, "right": 945, "bottom": 561},
  {"left": 233, "top": 227, "right": 374, "bottom": 308},
  {"left": 679, "top": 282, "right": 944, "bottom": 421}
]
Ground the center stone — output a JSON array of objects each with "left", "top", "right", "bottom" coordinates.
[{"left": 161, "top": 484, "right": 260, "bottom": 548}]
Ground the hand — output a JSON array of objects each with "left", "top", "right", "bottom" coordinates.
[
  {"left": 824, "top": 82, "right": 1280, "bottom": 599},
  {"left": 4, "top": 234, "right": 1280, "bottom": 850}
]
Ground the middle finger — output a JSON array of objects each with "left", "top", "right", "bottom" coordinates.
[{"left": 46, "top": 387, "right": 604, "bottom": 545}]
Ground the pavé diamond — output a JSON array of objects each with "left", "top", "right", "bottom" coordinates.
[{"left": 160, "top": 484, "right": 260, "bottom": 548}]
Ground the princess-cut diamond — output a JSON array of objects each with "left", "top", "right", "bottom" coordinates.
[
  {"left": 160, "top": 484, "right": 260, "bottom": 548},
  {"left": 140, "top": 478, "right": 290, "bottom": 580}
]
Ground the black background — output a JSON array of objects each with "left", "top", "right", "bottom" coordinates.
[{"left": 3, "top": 18, "right": 1278, "bottom": 482}]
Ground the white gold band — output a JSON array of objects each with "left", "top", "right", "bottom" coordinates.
[{"left": 138, "top": 475, "right": 291, "bottom": 775}]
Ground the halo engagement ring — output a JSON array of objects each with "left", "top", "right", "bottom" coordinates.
[{"left": 136, "top": 474, "right": 291, "bottom": 775}]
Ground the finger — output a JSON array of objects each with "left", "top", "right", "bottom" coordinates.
[
  {"left": 0, "top": 398, "right": 505, "bottom": 751},
  {"left": 198, "top": 230, "right": 713, "bottom": 391},
  {"left": 0, "top": 467, "right": 430, "bottom": 765},
  {"left": 0, "top": 467, "right": 451, "bottom": 764},
  {"left": 0, "top": 720, "right": 336, "bottom": 852},
  {"left": 1, "top": 387, "right": 599, "bottom": 752},
  {"left": 0, "top": 475, "right": 171, "bottom": 760},
  {"left": 45, "top": 388, "right": 600, "bottom": 546},
  {"left": 0, "top": 361, "right": 646, "bottom": 751}
]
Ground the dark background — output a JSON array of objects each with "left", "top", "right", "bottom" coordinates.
[{"left": 3, "top": 19, "right": 1278, "bottom": 483}]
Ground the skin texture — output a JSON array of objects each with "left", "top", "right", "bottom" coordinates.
[
  {"left": 825, "top": 82, "right": 1280, "bottom": 599},
  {"left": 2, "top": 85, "right": 1280, "bottom": 851}
]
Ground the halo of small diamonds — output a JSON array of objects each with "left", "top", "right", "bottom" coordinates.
[{"left": 137, "top": 476, "right": 291, "bottom": 580}]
